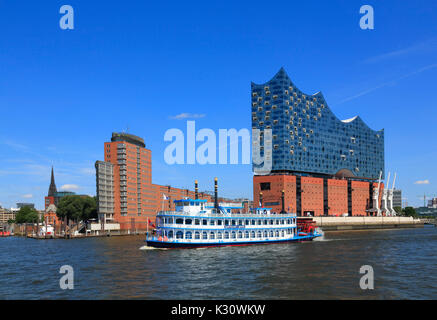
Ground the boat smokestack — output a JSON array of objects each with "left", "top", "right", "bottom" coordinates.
[
  {"left": 214, "top": 177, "right": 219, "bottom": 213},
  {"left": 281, "top": 190, "right": 286, "bottom": 214},
  {"left": 259, "top": 192, "right": 263, "bottom": 208},
  {"left": 195, "top": 180, "right": 198, "bottom": 200}
]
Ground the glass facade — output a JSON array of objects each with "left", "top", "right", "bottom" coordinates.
[{"left": 252, "top": 68, "right": 384, "bottom": 180}]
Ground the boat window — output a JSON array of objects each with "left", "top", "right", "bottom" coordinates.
[
  {"left": 264, "top": 230, "right": 268, "bottom": 237},
  {"left": 275, "top": 230, "right": 279, "bottom": 237},
  {"left": 202, "top": 232, "right": 208, "bottom": 240},
  {"left": 231, "top": 232, "right": 236, "bottom": 239},
  {"left": 217, "top": 232, "right": 223, "bottom": 239},
  {"left": 264, "top": 220, "right": 268, "bottom": 225},
  {"left": 183, "top": 202, "right": 189, "bottom": 206},
  {"left": 167, "top": 218, "right": 173, "bottom": 224},
  {"left": 176, "top": 218, "right": 184, "bottom": 225},
  {"left": 195, "top": 219, "right": 200, "bottom": 225},
  {"left": 245, "top": 231, "right": 250, "bottom": 238},
  {"left": 238, "top": 220, "right": 243, "bottom": 226},
  {"left": 257, "top": 231, "right": 262, "bottom": 238},
  {"left": 231, "top": 220, "right": 236, "bottom": 226},
  {"left": 190, "top": 202, "right": 194, "bottom": 206},
  {"left": 270, "top": 230, "right": 274, "bottom": 237},
  {"left": 281, "top": 230, "right": 285, "bottom": 237},
  {"left": 275, "top": 220, "right": 280, "bottom": 225},
  {"left": 245, "top": 220, "right": 249, "bottom": 225},
  {"left": 186, "top": 232, "right": 192, "bottom": 239},
  {"left": 217, "top": 220, "right": 222, "bottom": 226},
  {"left": 176, "top": 231, "right": 184, "bottom": 239},
  {"left": 269, "top": 220, "right": 273, "bottom": 225},
  {"left": 287, "top": 229, "right": 291, "bottom": 234},
  {"left": 281, "top": 220, "right": 284, "bottom": 224},
  {"left": 251, "top": 231, "right": 255, "bottom": 238},
  {"left": 225, "top": 220, "right": 229, "bottom": 226},
  {"left": 202, "top": 219, "right": 207, "bottom": 226},
  {"left": 251, "top": 220, "right": 255, "bottom": 225},
  {"left": 168, "top": 231, "right": 174, "bottom": 238},
  {"left": 195, "top": 232, "right": 200, "bottom": 239},
  {"left": 238, "top": 231, "right": 243, "bottom": 238},
  {"left": 185, "top": 219, "right": 192, "bottom": 225},
  {"left": 224, "top": 232, "right": 230, "bottom": 239},
  {"left": 257, "top": 220, "right": 262, "bottom": 225},
  {"left": 210, "top": 220, "right": 215, "bottom": 226},
  {"left": 210, "top": 232, "right": 215, "bottom": 239},
  {"left": 287, "top": 219, "right": 291, "bottom": 224}
]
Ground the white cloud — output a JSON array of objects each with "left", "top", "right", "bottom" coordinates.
[
  {"left": 170, "top": 113, "right": 206, "bottom": 120},
  {"left": 22, "top": 194, "right": 33, "bottom": 198},
  {"left": 336, "top": 64, "right": 437, "bottom": 105},
  {"left": 364, "top": 39, "right": 437, "bottom": 64},
  {"left": 414, "top": 180, "right": 430, "bottom": 185},
  {"left": 60, "top": 184, "right": 80, "bottom": 190}
]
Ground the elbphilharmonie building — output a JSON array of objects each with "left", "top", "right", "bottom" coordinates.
[{"left": 252, "top": 68, "right": 385, "bottom": 216}]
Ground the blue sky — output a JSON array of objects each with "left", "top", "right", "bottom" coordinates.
[{"left": 1, "top": 0, "right": 436, "bottom": 209}]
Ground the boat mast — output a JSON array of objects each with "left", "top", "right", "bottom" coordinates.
[
  {"left": 280, "top": 190, "right": 286, "bottom": 214},
  {"left": 214, "top": 177, "right": 219, "bottom": 213}
]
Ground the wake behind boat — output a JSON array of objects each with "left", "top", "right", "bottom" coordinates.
[{"left": 145, "top": 178, "right": 322, "bottom": 249}]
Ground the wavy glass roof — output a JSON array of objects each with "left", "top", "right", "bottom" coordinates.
[{"left": 251, "top": 68, "right": 384, "bottom": 180}]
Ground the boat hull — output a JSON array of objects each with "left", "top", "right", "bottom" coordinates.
[{"left": 146, "top": 233, "right": 321, "bottom": 249}]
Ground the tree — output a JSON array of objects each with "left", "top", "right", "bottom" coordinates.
[
  {"left": 57, "top": 195, "right": 97, "bottom": 224},
  {"left": 81, "top": 196, "right": 97, "bottom": 222},
  {"left": 393, "top": 206, "right": 403, "bottom": 215},
  {"left": 402, "top": 206, "right": 418, "bottom": 218},
  {"left": 15, "top": 206, "right": 40, "bottom": 223}
]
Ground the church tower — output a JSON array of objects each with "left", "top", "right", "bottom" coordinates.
[{"left": 48, "top": 166, "right": 57, "bottom": 197}]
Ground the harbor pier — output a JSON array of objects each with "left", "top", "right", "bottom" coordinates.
[{"left": 313, "top": 216, "right": 424, "bottom": 231}]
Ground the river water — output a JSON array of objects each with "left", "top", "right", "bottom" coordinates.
[{"left": 0, "top": 226, "right": 436, "bottom": 299}]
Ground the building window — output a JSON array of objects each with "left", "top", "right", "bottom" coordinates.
[{"left": 260, "top": 182, "right": 271, "bottom": 191}]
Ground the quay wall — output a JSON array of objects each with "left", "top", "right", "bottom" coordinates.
[{"left": 313, "top": 216, "right": 424, "bottom": 231}]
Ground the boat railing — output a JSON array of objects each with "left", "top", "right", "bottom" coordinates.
[{"left": 157, "top": 211, "right": 296, "bottom": 218}]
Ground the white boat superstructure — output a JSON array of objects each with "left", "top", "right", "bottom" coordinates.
[{"left": 146, "top": 199, "right": 320, "bottom": 248}]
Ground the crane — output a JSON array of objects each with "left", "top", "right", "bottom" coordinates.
[
  {"left": 381, "top": 172, "right": 390, "bottom": 215},
  {"left": 388, "top": 172, "right": 397, "bottom": 216},
  {"left": 417, "top": 193, "right": 435, "bottom": 208}
]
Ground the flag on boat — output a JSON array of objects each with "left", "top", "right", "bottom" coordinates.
[
  {"left": 148, "top": 218, "right": 156, "bottom": 228},
  {"left": 162, "top": 194, "right": 169, "bottom": 200}
]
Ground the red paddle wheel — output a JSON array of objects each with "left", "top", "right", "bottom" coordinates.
[{"left": 297, "top": 218, "right": 317, "bottom": 236}]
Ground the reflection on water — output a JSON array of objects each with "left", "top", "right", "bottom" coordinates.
[{"left": 0, "top": 226, "right": 436, "bottom": 299}]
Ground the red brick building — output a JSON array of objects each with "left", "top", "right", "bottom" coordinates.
[
  {"left": 254, "top": 175, "right": 384, "bottom": 217},
  {"left": 96, "top": 132, "right": 246, "bottom": 232}
]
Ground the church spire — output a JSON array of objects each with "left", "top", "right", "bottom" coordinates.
[{"left": 48, "top": 166, "right": 57, "bottom": 197}]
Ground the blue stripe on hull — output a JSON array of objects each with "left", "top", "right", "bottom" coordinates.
[{"left": 146, "top": 234, "right": 321, "bottom": 249}]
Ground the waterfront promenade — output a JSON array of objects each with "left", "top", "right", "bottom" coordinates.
[{"left": 313, "top": 216, "right": 424, "bottom": 231}]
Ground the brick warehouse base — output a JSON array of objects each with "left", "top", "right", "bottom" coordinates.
[{"left": 254, "top": 174, "right": 384, "bottom": 217}]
